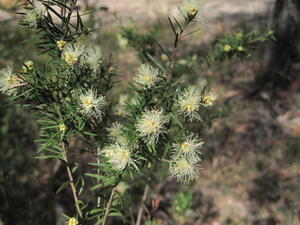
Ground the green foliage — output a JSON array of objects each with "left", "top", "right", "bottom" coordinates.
[
  {"left": 119, "top": 26, "right": 159, "bottom": 60},
  {"left": 171, "top": 191, "right": 193, "bottom": 222},
  {"left": 0, "top": 0, "right": 272, "bottom": 224},
  {"left": 0, "top": 23, "right": 43, "bottom": 67},
  {"left": 204, "top": 29, "right": 274, "bottom": 66}
]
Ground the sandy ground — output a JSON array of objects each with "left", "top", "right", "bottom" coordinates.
[{"left": 93, "top": 0, "right": 275, "bottom": 26}]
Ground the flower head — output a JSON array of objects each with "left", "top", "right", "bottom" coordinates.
[
  {"left": 177, "top": 87, "right": 201, "bottom": 121},
  {"left": 238, "top": 46, "right": 244, "bottom": 52},
  {"left": 84, "top": 46, "right": 103, "bottom": 72},
  {"left": 23, "top": 7, "right": 43, "bottom": 29},
  {"left": 59, "top": 124, "right": 67, "bottom": 132},
  {"left": 67, "top": 217, "right": 78, "bottom": 225},
  {"left": 173, "top": 133, "right": 204, "bottom": 158},
  {"left": 114, "top": 94, "right": 129, "bottom": 117},
  {"left": 136, "top": 109, "right": 169, "bottom": 143},
  {"left": 22, "top": 61, "right": 34, "bottom": 73},
  {"left": 107, "top": 122, "right": 124, "bottom": 140},
  {"left": 57, "top": 40, "right": 67, "bottom": 51},
  {"left": 0, "top": 67, "right": 21, "bottom": 96},
  {"left": 117, "top": 33, "right": 128, "bottom": 49},
  {"left": 224, "top": 44, "right": 232, "bottom": 52},
  {"left": 79, "top": 89, "right": 108, "bottom": 119},
  {"left": 236, "top": 32, "right": 243, "bottom": 39},
  {"left": 134, "top": 64, "right": 162, "bottom": 89},
  {"left": 161, "top": 54, "right": 169, "bottom": 61},
  {"left": 179, "top": 0, "right": 204, "bottom": 23},
  {"left": 62, "top": 44, "right": 85, "bottom": 66},
  {"left": 103, "top": 143, "right": 133, "bottom": 171},
  {"left": 201, "top": 89, "right": 217, "bottom": 107},
  {"left": 115, "top": 104, "right": 128, "bottom": 117},
  {"left": 169, "top": 157, "right": 200, "bottom": 183}
]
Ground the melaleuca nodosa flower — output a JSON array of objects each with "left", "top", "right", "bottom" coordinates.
[
  {"left": 172, "top": 133, "right": 204, "bottom": 159},
  {"left": 201, "top": 89, "right": 217, "bottom": 107},
  {"left": 169, "top": 157, "right": 200, "bottom": 183},
  {"left": 115, "top": 94, "right": 129, "bottom": 117},
  {"left": 103, "top": 143, "right": 133, "bottom": 171},
  {"left": 84, "top": 46, "right": 103, "bottom": 72},
  {"left": 0, "top": 67, "right": 24, "bottom": 96},
  {"left": 22, "top": 60, "right": 34, "bottom": 73},
  {"left": 57, "top": 40, "right": 67, "bottom": 51},
  {"left": 136, "top": 109, "right": 169, "bottom": 143},
  {"left": 177, "top": 87, "right": 201, "bottom": 121},
  {"left": 22, "top": 7, "right": 43, "bottom": 29},
  {"left": 134, "top": 64, "right": 162, "bottom": 89},
  {"left": 107, "top": 122, "right": 124, "bottom": 140},
  {"left": 117, "top": 33, "right": 128, "bottom": 50},
  {"left": 179, "top": 0, "right": 204, "bottom": 23},
  {"left": 59, "top": 124, "right": 67, "bottom": 132},
  {"left": 68, "top": 217, "right": 78, "bottom": 225},
  {"left": 79, "top": 89, "right": 108, "bottom": 119},
  {"left": 62, "top": 43, "right": 86, "bottom": 66}
]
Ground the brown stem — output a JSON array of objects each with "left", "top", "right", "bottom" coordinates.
[
  {"left": 102, "top": 187, "right": 116, "bottom": 225},
  {"left": 135, "top": 184, "right": 150, "bottom": 225},
  {"left": 61, "top": 141, "right": 83, "bottom": 218},
  {"left": 168, "top": 21, "right": 189, "bottom": 71}
]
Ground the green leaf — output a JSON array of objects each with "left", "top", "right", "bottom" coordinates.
[{"left": 56, "top": 181, "right": 70, "bottom": 193}]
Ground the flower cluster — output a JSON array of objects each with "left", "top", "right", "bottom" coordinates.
[
  {"left": 84, "top": 47, "right": 103, "bottom": 72},
  {"left": 103, "top": 143, "right": 133, "bottom": 170},
  {"left": 79, "top": 89, "right": 108, "bottom": 119},
  {"left": 201, "top": 89, "right": 217, "bottom": 107},
  {"left": 0, "top": 67, "right": 21, "bottom": 96},
  {"left": 62, "top": 44, "right": 85, "bottom": 66},
  {"left": 136, "top": 109, "right": 169, "bottom": 143},
  {"left": 107, "top": 122, "right": 123, "bottom": 139},
  {"left": 22, "top": 61, "right": 34, "bottom": 73},
  {"left": 68, "top": 217, "right": 78, "bottom": 225},
  {"left": 169, "top": 157, "right": 200, "bottom": 183},
  {"left": 134, "top": 64, "right": 162, "bottom": 89},
  {"left": 177, "top": 87, "right": 201, "bottom": 121},
  {"left": 179, "top": 0, "right": 204, "bottom": 23},
  {"left": 172, "top": 133, "right": 204, "bottom": 158},
  {"left": 23, "top": 7, "right": 43, "bottom": 29},
  {"left": 57, "top": 40, "right": 67, "bottom": 51},
  {"left": 115, "top": 94, "right": 129, "bottom": 117},
  {"left": 169, "top": 133, "right": 203, "bottom": 182}
]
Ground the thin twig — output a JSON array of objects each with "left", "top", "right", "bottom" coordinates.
[
  {"left": 61, "top": 141, "right": 83, "bottom": 218},
  {"left": 101, "top": 187, "right": 116, "bottom": 225},
  {"left": 136, "top": 184, "right": 150, "bottom": 225},
  {"left": 96, "top": 147, "right": 102, "bottom": 223}
]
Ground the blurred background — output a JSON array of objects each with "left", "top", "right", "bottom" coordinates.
[{"left": 0, "top": 0, "right": 299, "bottom": 225}]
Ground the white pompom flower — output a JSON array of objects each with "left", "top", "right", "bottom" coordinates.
[
  {"left": 177, "top": 87, "right": 201, "bottom": 121},
  {"left": 172, "top": 133, "right": 204, "bottom": 159},
  {"left": 23, "top": 7, "right": 43, "bottom": 29},
  {"left": 169, "top": 157, "right": 200, "bottom": 183},
  {"left": 0, "top": 67, "right": 23, "bottom": 96},
  {"left": 134, "top": 64, "right": 162, "bottom": 89},
  {"left": 62, "top": 43, "right": 86, "bottom": 66},
  {"left": 84, "top": 46, "right": 103, "bottom": 72},
  {"left": 201, "top": 89, "right": 217, "bottom": 107},
  {"left": 79, "top": 89, "right": 108, "bottom": 119},
  {"left": 107, "top": 122, "right": 124, "bottom": 140},
  {"left": 136, "top": 109, "right": 169, "bottom": 143},
  {"left": 103, "top": 143, "right": 133, "bottom": 171}
]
